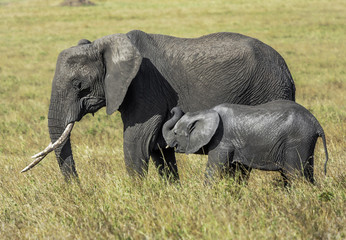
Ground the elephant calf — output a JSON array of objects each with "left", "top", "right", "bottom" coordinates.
[{"left": 163, "top": 100, "right": 328, "bottom": 185}]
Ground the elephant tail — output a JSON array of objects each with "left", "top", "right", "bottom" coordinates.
[{"left": 318, "top": 129, "right": 329, "bottom": 175}]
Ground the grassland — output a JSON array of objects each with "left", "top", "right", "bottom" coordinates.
[{"left": 0, "top": 0, "right": 345, "bottom": 239}]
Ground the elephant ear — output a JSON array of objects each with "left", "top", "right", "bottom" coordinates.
[
  {"left": 100, "top": 34, "right": 143, "bottom": 115},
  {"left": 185, "top": 110, "right": 220, "bottom": 154}
]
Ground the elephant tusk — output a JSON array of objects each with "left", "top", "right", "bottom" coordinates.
[
  {"left": 30, "top": 142, "right": 53, "bottom": 159},
  {"left": 21, "top": 123, "right": 74, "bottom": 173},
  {"left": 21, "top": 155, "right": 47, "bottom": 173},
  {"left": 31, "top": 123, "right": 74, "bottom": 159},
  {"left": 166, "top": 145, "right": 170, "bottom": 149}
]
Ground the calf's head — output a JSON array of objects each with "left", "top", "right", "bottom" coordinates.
[{"left": 163, "top": 108, "right": 220, "bottom": 154}]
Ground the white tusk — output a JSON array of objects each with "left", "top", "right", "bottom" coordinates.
[
  {"left": 21, "top": 123, "right": 74, "bottom": 173},
  {"left": 31, "top": 142, "right": 53, "bottom": 159},
  {"left": 31, "top": 123, "right": 74, "bottom": 159},
  {"left": 21, "top": 155, "right": 46, "bottom": 173}
]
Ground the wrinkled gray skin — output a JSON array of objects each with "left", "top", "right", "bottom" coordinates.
[
  {"left": 163, "top": 100, "right": 328, "bottom": 185},
  {"left": 48, "top": 30, "right": 296, "bottom": 181}
]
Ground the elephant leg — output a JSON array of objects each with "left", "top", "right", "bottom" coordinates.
[
  {"left": 151, "top": 147, "right": 179, "bottom": 182},
  {"left": 227, "top": 162, "right": 252, "bottom": 183},
  {"left": 303, "top": 156, "right": 315, "bottom": 184},
  {"left": 281, "top": 146, "right": 315, "bottom": 186},
  {"left": 123, "top": 138, "right": 150, "bottom": 179},
  {"left": 284, "top": 146, "right": 312, "bottom": 181},
  {"left": 222, "top": 150, "right": 251, "bottom": 183},
  {"left": 280, "top": 171, "right": 291, "bottom": 188},
  {"left": 204, "top": 149, "right": 230, "bottom": 185}
]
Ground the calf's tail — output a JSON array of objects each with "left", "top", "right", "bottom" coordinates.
[{"left": 318, "top": 130, "right": 329, "bottom": 175}]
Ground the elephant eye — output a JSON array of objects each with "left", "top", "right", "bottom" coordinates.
[
  {"left": 79, "top": 87, "right": 91, "bottom": 98},
  {"left": 72, "top": 80, "right": 82, "bottom": 90},
  {"left": 72, "top": 80, "right": 91, "bottom": 98}
]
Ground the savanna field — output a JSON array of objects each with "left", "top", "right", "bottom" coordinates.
[{"left": 0, "top": 0, "right": 345, "bottom": 239}]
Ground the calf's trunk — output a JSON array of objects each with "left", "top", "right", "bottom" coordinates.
[{"left": 162, "top": 107, "right": 183, "bottom": 147}]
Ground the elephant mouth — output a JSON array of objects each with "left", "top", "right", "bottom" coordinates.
[
  {"left": 175, "top": 148, "right": 184, "bottom": 153},
  {"left": 71, "top": 97, "right": 106, "bottom": 124},
  {"left": 175, "top": 147, "right": 186, "bottom": 153},
  {"left": 167, "top": 141, "right": 185, "bottom": 153},
  {"left": 84, "top": 96, "right": 106, "bottom": 113}
]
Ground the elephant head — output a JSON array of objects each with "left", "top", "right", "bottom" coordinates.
[
  {"left": 163, "top": 107, "right": 220, "bottom": 154},
  {"left": 22, "top": 34, "right": 142, "bottom": 179}
]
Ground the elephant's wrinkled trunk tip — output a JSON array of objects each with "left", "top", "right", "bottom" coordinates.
[{"left": 21, "top": 123, "right": 74, "bottom": 173}]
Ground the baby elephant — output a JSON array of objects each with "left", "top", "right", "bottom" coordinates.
[{"left": 162, "top": 100, "right": 328, "bottom": 185}]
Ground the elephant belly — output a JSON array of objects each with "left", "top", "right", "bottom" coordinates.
[{"left": 234, "top": 147, "right": 282, "bottom": 171}]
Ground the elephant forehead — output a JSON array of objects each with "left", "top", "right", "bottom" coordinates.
[
  {"left": 176, "top": 114, "right": 194, "bottom": 125},
  {"left": 174, "top": 113, "right": 199, "bottom": 129},
  {"left": 58, "top": 47, "right": 99, "bottom": 72},
  {"left": 59, "top": 44, "right": 86, "bottom": 59},
  {"left": 54, "top": 50, "right": 103, "bottom": 91},
  {"left": 183, "top": 111, "right": 201, "bottom": 119},
  {"left": 180, "top": 111, "right": 207, "bottom": 122}
]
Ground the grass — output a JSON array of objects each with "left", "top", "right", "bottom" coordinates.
[{"left": 0, "top": 0, "right": 345, "bottom": 239}]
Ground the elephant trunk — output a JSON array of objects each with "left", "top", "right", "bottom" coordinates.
[
  {"left": 47, "top": 101, "right": 78, "bottom": 180},
  {"left": 21, "top": 99, "right": 78, "bottom": 181},
  {"left": 162, "top": 107, "right": 183, "bottom": 147}
]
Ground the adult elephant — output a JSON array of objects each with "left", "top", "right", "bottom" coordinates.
[{"left": 23, "top": 30, "right": 295, "bottom": 181}]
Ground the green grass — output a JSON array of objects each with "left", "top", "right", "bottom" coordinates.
[{"left": 0, "top": 0, "right": 345, "bottom": 239}]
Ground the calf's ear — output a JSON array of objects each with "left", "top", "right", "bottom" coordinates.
[{"left": 185, "top": 110, "right": 220, "bottom": 154}]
